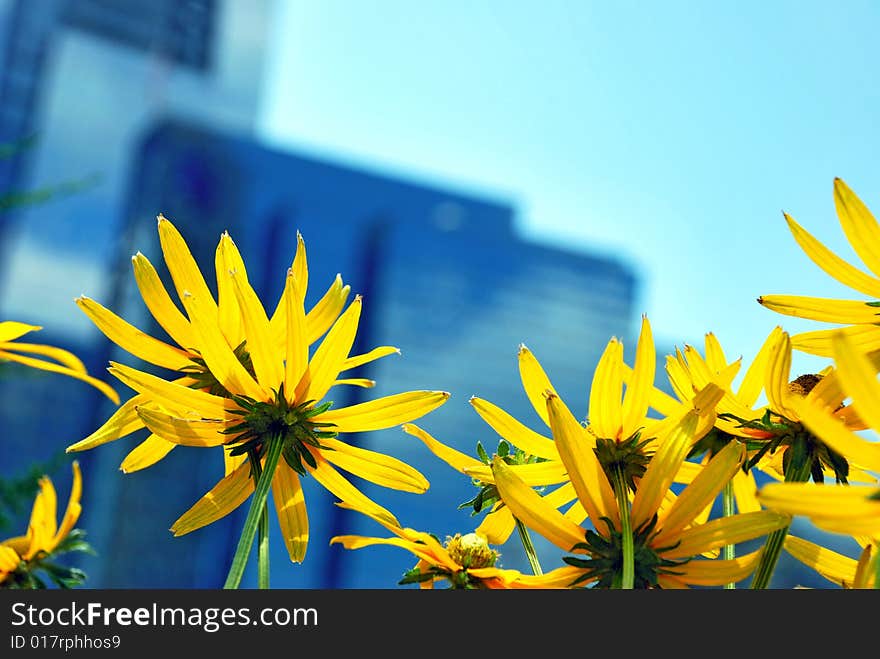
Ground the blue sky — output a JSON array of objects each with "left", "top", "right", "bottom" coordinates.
[{"left": 258, "top": 0, "right": 880, "bottom": 378}]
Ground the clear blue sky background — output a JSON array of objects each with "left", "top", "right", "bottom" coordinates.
[{"left": 258, "top": 0, "right": 880, "bottom": 380}]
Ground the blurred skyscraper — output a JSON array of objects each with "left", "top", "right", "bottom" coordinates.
[{"left": 0, "top": 0, "right": 272, "bottom": 586}]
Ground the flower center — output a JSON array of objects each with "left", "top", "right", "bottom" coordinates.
[
  {"left": 563, "top": 516, "right": 685, "bottom": 589},
  {"left": 224, "top": 386, "right": 337, "bottom": 475},
  {"left": 593, "top": 432, "right": 653, "bottom": 493},
  {"left": 787, "top": 373, "right": 823, "bottom": 397},
  {"left": 182, "top": 342, "right": 255, "bottom": 397},
  {"left": 445, "top": 533, "right": 498, "bottom": 569}
]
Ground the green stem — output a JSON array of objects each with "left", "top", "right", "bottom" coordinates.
[
  {"left": 609, "top": 466, "right": 634, "bottom": 590},
  {"left": 750, "top": 450, "right": 813, "bottom": 590},
  {"left": 249, "top": 450, "right": 271, "bottom": 590},
  {"left": 722, "top": 480, "right": 735, "bottom": 590},
  {"left": 515, "top": 517, "right": 543, "bottom": 576},
  {"left": 223, "top": 439, "right": 284, "bottom": 589}
]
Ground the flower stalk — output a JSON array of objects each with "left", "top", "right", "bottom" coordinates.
[
  {"left": 223, "top": 437, "right": 285, "bottom": 589},
  {"left": 750, "top": 445, "right": 814, "bottom": 589},
  {"left": 515, "top": 517, "right": 543, "bottom": 576},
  {"left": 609, "top": 464, "right": 634, "bottom": 589},
  {"left": 722, "top": 480, "right": 735, "bottom": 590}
]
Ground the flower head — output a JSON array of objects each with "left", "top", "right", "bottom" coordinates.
[
  {"left": 65, "top": 215, "right": 376, "bottom": 473},
  {"left": 93, "top": 224, "right": 448, "bottom": 564},
  {"left": 0, "top": 461, "right": 93, "bottom": 589},
  {"left": 330, "top": 504, "right": 579, "bottom": 589},
  {"left": 408, "top": 316, "right": 718, "bottom": 545},
  {"left": 491, "top": 398, "right": 791, "bottom": 588}
]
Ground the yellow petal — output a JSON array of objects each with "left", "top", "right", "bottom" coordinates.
[
  {"left": 136, "top": 407, "right": 227, "bottom": 447},
  {"left": 333, "top": 378, "right": 375, "bottom": 388},
  {"left": 178, "top": 289, "right": 266, "bottom": 401},
  {"left": 329, "top": 535, "right": 441, "bottom": 566},
  {"left": 53, "top": 461, "right": 82, "bottom": 548},
  {"left": 312, "top": 390, "right": 449, "bottom": 433},
  {"left": 157, "top": 215, "right": 218, "bottom": 314},
  {"left": 791, "top": 324, "right": 880, "bottom": 358},
  {"left": 132, "top": 252, "right": 195, "bottom": 349},
  {"left": 731, "top": 467, "right": 762, "bottom": 514},
  {"left": 737, "top": 327, "right": 783, "bottom": 407},
  {"left": 830, "top": 330, "right": 880, "bottom": 433},
  {"left": 764, "top": 330, "right": 799, "bottom": 420},
  {"left": 402, "top": 423, "right": 484, "bottom": 473},
  {"left": 833, "top": 178, "right": 880, "bottom": 278},
  {"left": 784, "top": 210, "right": 880, "bottom": 298},
  {"left": 621, "top": 315, "right": 655, "bottom": 438},
  {"left": 757, "top": 482, "right": 880, "bottom": 519},
  {"left": 464, "top": 460, "right": 569, "bottom": 487},
  {"left": 671, "top": 548, "right": 764, "bottom": 586},
  {"left": 230, "top": 270, "right": 283, "bottom": 391},
  {"left": 66, "top": 394, "right": 147, "bottom": 452},
  {"left": 0, "top": 349, "right": 120, "bottom": 404},
  {"left": 25, "top": 476, "right": 58, "bottom": 558},
  {"left": 663, "top": 511, "right": 791, "bottom": 560},
  {"left": 171, "top": 460, "right": 252, "bottom": 535},
  {"left": 300, "top": 296, "right": 362, "bottom": 402},
  {"left": 475, "top": 505, "right": 517, "bottom": 545},
  {"left": 291, "top": 231, "right": 308, "bottom": 292},
  {"left": 76, "top": 296, "right": 191, "bottom": 371},
  {"left": 491, "top": 457, "right": 585, "bottom": 553},
  {"left": 499, "top": 565, "right": 585, "bottom": 589},
  {"left": 0, "top": 321, "right": 41, "bottom": 342},
  {"left": 758, "top": 295, "right": 880, "bottom": 324},
  {"left": 547, "top": 392, "right": 617, "bottom": 527},
  {"left": 272, "top": 462, "right": 309, "bottom": 563},
  {"left": 305, "top": 276, "right": 350, "bottom": 344},
  {"left": 306, "top": 452, "right": 399, "bottom": 528},
  {"left": 588, "top": 338, "right": 623, "bottom": 439},
  {"left": 283, "top": 270, "right": 308, "bottom": 400},
  {"left": 631, "top": 412, "right": 702, "bottom": 530},
  {"left": 341, "top": 346, "right": 400, "bottom": 371},
  {"left": 218, "top": 231, "right": 253, "bottom": 337},
  {"left": 703, "top": 332, "right": 729, "bottom": 373},
  {"left": 789, "top": 397, "right": 880, "bottom": 472},
  {"left": 653, "top": 440, "right": 746, "bottom": 546},
  {"left": 108, "top": 361, "right": 235, "bottom": 420},
  {"left": 2, "top": 341, "right": 86, "bottom": 373},
  {"left": 120, "top": 434, "right": 176, "bottom": 473},
  {"left": 469, "top": 397, "right": 558, "bottom": 460},
  {"left": 783, "top": 535, "right": 859, "bottom": 588},
  {"left": 319, "top": 438, "right": 429, "bottom": 493},
  {"left": 271, "top": 274, "right": 349, "bottom": 348},
  {"left": 0, "top": 545, "right": 20, "bottom": 573},
  {"left": 517, "top": 344, "right": 557, "bottom": 427}
]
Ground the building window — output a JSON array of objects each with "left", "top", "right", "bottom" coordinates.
[{"left": 61, "top": 0, "right": 216, "bottom": 71}]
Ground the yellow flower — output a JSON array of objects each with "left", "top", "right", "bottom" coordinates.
[
  {"left": 1, "top": 461, "right": 91, "bottom": 589},
  {"left": 101, "top": 249, "right": 448, "bottom": 564},
  {"left": 330, "top": 504, "right": 580, "bottom": 589},
  {"left": 0, "top": 321, "right": 118, "bottom": 403},
  {"left": 492, "top": 399, "right": 791, "bottom": 588},
  {"left": 758, "top": 178, "right": 880, "bottom": 357},
  {"left": 66, "top": 215, "right": 391, "bottom": 474},
  {"left": 696, "top": 326, "right": 875, "bottom": 485},
  {"left": 407, "top": 316, "right": 715, "bottom": 545},
  {"left": 781, "top": 535, "right": 875, "bottom": 589}
]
